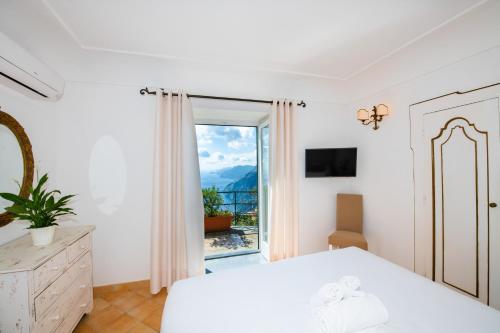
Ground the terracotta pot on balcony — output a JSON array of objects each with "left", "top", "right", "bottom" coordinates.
[{"left": 204, "top": 215, "right": 233, "bottom": 233}]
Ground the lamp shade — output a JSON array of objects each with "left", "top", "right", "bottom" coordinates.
[
  {"left": 357, "top": 109, "right": 369, "bottom": 120},
  {"left": 376, "top": 104, "right": 389, "bottom": 116}
]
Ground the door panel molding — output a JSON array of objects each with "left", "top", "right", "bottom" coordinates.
[
  {"left": 410, "top": 85, "right": 500, "bottom": 308},
  {"left": 431, "top": 117, "right": 488, "bottom": 298}
]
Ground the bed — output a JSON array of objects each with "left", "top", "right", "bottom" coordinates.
[{"left": 162, "top": 247, "right": 500, "bottom": 332}]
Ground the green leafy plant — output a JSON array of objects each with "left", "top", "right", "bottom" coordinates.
[
  {"left": 233, "top": 213, "right": 257, "bottom": 226},
  {"left": 202, "top": 187, "right": 232, "bottom": 217},
  {"left": 0, "top": 173, "right": 76, "bottom": 229}
]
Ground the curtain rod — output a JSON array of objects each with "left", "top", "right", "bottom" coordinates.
[{"left": 139, "top": 87, "right": 306, "bottom": 107}]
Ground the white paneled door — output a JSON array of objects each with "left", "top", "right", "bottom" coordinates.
[{"left": 411, "top": 87, "right": 500, "bottom": 309}]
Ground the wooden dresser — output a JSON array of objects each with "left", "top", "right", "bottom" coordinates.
[{"left": 0, "top": 225, "right": 95, "bottom": 333}]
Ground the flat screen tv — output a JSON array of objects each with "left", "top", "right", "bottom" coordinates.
[{"left": 305, "top": 148, "right": 357, "bottom": 177}]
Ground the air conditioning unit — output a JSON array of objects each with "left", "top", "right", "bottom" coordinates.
[{"left": 0, "top": 32, "right": 65, "bottom": 100}]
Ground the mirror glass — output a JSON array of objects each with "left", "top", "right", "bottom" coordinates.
[{"left": 0, "top": 124, "right": 24, "bottom": 212}]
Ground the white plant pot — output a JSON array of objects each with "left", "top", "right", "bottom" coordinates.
[{"left": 30, "top": 225, "right": 56, "bottom": 246}]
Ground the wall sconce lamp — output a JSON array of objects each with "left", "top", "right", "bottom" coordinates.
[{"left": 357, "top": 104, "right": 389, "bottom": 130}]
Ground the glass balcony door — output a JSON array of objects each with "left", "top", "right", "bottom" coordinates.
[{"left": 258, "top": 120, "right": 270, "bottom": 260}]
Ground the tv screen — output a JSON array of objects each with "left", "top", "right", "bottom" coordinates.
[{"left": 305, "top": 148, "right": 357, "bottom": 177}]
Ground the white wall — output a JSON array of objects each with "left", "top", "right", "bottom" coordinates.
[
  {"left": 1, "top": 0, "right": 499, "bottom": 285},
  {"left": 0, "top": 0, "right": 347, "bottom": 285},
  {"left": 341, "top": 0, "right": 500, "bottom": 270},
  {"left": 0, "top": 79, "right": 346, "bottom": 286}
]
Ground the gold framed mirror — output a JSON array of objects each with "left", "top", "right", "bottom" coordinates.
[{"left": 0, "top": 108, "right": 34, "bottom": 227}]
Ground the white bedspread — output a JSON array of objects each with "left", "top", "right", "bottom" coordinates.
[{"left": 162, "top": 247, "right": 500, "bottom": 333}]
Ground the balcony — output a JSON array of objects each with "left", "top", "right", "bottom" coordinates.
[{"left": 204, "top": 190, "right": 259, "bottom": 258}]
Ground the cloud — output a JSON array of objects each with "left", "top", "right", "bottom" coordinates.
[
  {"left": 194, "top": 125, "right": 257, "bottom": 171},
  {"left": 195, "top": 125, "right": 213, "bottom": 147},
  {"left": 226, "top": 127, "right": 255, "bottom": 149},
  {"left": 199, "top": 150, "right": 210, "bottom": 158},
  {"left": 238, "top": 127, "right": 255, "bottom": 139},
  {"left": 228, "top": 140, "right": 243, "bottom": 149},
  {"left": 215, "top": 127, "right": 242, "bottom": 141}
]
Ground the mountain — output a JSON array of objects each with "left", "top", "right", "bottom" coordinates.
[
  {"left": 219, "top": 165, "right": 255, "bottom": 180},
  {"left": 200, "top": 165, "right": 256, "bottom": 190},
  {"left": 223, "top": 169, "right": 258, "bottom": 214},
  {"left": 224, "top": 170, "right": 257, "bottom": 192}
]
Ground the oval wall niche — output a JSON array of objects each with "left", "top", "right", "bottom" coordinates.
[{"left": 89, "top": 135, "right": 127, "bottom": 215}]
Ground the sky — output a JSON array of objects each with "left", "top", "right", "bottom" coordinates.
[{"left": 195, "top": 125, "right": 257, "bottom": 172}]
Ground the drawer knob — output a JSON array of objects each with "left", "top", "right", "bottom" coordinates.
[
  {"left": 50, "top": 266, "right": 59, "bottom": 271},
  {"left": 51, "top": 315, "right": 60, "bottom": 321},
  {"left": 79, "top": 284, "right": 87, "bottom": 289},
  {"left": 80, "top": 303, "right": 88, "bottom": 308},
  {"left": 79, "top": 245, "right": 86, "bottom": 249}
]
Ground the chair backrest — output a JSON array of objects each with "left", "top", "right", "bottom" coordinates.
[{"left": 336, "top": 193, "right": 363, "bottom": 233}]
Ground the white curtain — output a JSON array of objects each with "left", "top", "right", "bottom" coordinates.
[
  {"left": 269, "top": 100, "right": 299, "bottom": 261},
  {"left": 150, "top": 92, "right": 204, "bottom": 294}
]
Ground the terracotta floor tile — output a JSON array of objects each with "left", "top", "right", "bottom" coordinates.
[
  {"left": 100, "top": 290, "right": 135, "bottom": 305},
  {"left": 73, "top": 323, "right": 97, "bottom": 333},
  {"left": 85, "top": 306, "right": 124, "bottom": 331},
  {"left": 126, "top": 280, "right": 150, "bottom": 291},
  {"left": 93, "top": 298, "right": 111, "bottom": 312},
  {"left": 126, "top": 321, "right": 158, "bottom": 333},
  {"left": 93, "top": 285, "right": 115, "bottom": 297},
  {"left": 142, "top": 308, "right": 163, "bottom": 332},
  {"left": 151, "top": 289, "right": 167, "bottom": 305},
  {"left": 93, "top": 284, "right": 130, "bottom": 297},
  {"left": 134, "top": 286, "right": 154, "bottom": 298},
  {"left": 76, "top": 281, "right": 166, "bottom": 333},
  {"left": 115, "top": 293, "right": 148, "bottom": 312},
  {"left": 127, "top": 299, "right": 163, "bottom": 321},
  {"left": 102, "top": 314, "right": 137, "bottom": 333}
]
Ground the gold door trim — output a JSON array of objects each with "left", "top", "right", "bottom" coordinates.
[{"left": 431, "top": 116, "right": 489, "bottom": 300}]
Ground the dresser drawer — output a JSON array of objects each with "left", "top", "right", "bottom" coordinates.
[
  {"left": 35, "top": 253, "right": 92, "bottom": 319},
  {"left": 55, "top": 290, "right": 91, "bottom": 333},
  {"left": 34, "top": 250, "right": 67, "bottom": 293},
  {"left": 35, "top": 271, "right": 91, "bottom": 333},
  {"left": 33, "top": 301, "right": 65, "bottom": 333},
  {"left": 68, "top": 233, "right": 90, "bottom": 263}
]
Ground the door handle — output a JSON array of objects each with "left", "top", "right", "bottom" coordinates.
[{"left": 490, "top": 203, "right": 498, "bottom": 208}]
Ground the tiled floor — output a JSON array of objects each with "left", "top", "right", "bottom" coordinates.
[
  {"left": 74, "top": 254, "right": 265, "bottom": 332},
  {"left": 74, "top": 281, "right": 166, "bottom": 333},
  {"left": 205, "top": 253, "right": 267, "bottom": 273},
  {"left": 204, "top": 226, "right": 259, "bottom": 257}
]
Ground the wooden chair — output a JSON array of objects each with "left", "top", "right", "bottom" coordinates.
[{"left": 328, "top": 194, "right": 368, "bottom": 250}]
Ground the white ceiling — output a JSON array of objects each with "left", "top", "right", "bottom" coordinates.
[{"left": 44, "top": 0, "right": 485, "bottom": 80}]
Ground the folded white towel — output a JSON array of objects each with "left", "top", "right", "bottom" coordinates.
[
  {"left": 312, "top": 294, "right": 389, "bottom": 333},
  {"left": 339, "top": 275, "right": 361, "bottom": 291},
  {"left": 339, "top": 276, "right": 366, "bottom": 298},
  {"left": 316, "top": 282, "right": 346, "bottom": 305}
]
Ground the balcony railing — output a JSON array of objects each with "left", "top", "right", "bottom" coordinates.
[{"left": 218, "top": 190, "right": 258, "bottom": 226}]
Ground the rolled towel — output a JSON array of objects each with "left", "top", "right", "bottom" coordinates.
[
  {"left": 339, "top": 276, "right": 361, "bottom": 291},
  {"left": 339, "top": 276, "right": 366, "bottom": 298},
  {"left": 316, "top": 282, "right": 346, "bottom": 305},
  {"left": 312, "top": 294, "right": 389, "bottom": 333}
]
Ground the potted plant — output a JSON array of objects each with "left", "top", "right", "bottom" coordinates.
[
  {"left": 0, "top": 173, "right": 76, "bottom": 246},
  {"left": 202, "top": 187, "right": 233, "bottom": 233}
]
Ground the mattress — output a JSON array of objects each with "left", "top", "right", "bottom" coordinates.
[{"left": 162, "top": 247, "right": 500, "bottom": 332}]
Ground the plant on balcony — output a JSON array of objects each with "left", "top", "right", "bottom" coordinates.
[
  {"left": 202, "top": 187, "right": 232, "bottom": 233},
  {"left": 202, "top": 187, "right": 223, "bottom": 217}
]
